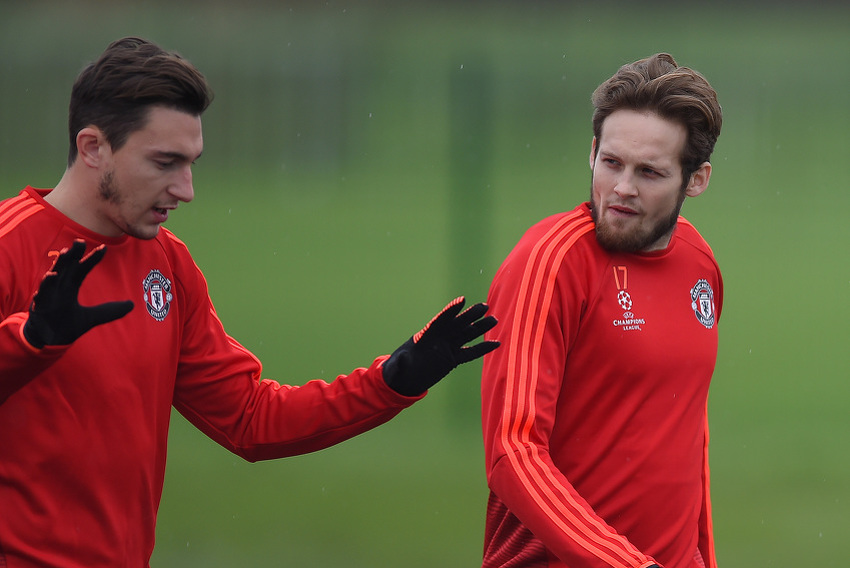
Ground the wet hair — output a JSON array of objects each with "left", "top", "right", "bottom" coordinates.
[
  {"left": 591, "top": 53, "right": 722, "bottom": 179},
  {"left": 67, "top": 37, "right": 213, "bottom": 166}
]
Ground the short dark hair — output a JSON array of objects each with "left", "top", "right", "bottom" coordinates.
[
  {"left": 67, "top": 37, "right": 213, "bottom": 166},
  {"left": 591, "top": 53, "right": 722, "bottom": 179}
]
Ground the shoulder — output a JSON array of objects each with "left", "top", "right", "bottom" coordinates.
[
  {"left": 511, "top": 204, "right": 596, "bottom": 259},
  {"left": 156, "top": 226, "right": 191, "bottom": 254},
  {"left": 0, "top": 189, "right": 58, "bottom": 267},
  {"left": 529, "top": 204, "right": 595, "bottom": 239},
  {"left": 152, "top": 227, "right": 207, "bottom": 287},
  {"left": 502, "top": 204, "right": 600, "bottom": 271},
  {"left": 151, "top": 227, "right": 199, "bottom": 268},
  {"left": 0, "top": 189, "right": 48, "bottom": 240},
  {"left": 493, "top": 204, "right": 605, "bottom": 292},
  {"left": 674, "top": 217, "right": 717, "bottom": 261},
  {"left": 0, "top": 190, "right": 60, "bottom": 311}
]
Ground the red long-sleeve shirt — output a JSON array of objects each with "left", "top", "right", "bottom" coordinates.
[
  {"left": 481, "top": 203, "right": 722, "bottom": 568},
  {"left": 0, "top": 187, "right": 421, "bottom": 567}
]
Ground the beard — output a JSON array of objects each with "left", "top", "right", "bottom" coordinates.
[
  {"left": 589, "top": 184, "right": 686, "bottom": 253},
  {"left": 99, "top": 169, "right": 121, "bottom": 204},
  {"left": 96, "top": 169, "right": 160, "bottom": 240}
]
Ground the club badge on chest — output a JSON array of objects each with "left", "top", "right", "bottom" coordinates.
[{"left": 143, "top": 269, "right": 173, "bottom": 322}]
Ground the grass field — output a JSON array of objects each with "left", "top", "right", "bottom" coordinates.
[{"left": 2, "top": 2, "right": 849, "bottom": 566}]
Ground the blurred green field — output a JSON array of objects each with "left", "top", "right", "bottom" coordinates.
[{"left": 2, "top": 1, "right": 849, "bottom": 566}]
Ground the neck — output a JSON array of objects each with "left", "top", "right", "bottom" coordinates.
[{"left": 45, "top": 169, "right": 120, "bottom": 238}]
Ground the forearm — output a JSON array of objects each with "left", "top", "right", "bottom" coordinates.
[
  {"left": 174, "top": 295, "right": 494, "bottom": 462},
  {"left": 488, "top": 450, "right": 657, "bottom": 568},
  {"left": 175, "top": 355, "right": 424, "bottom": 462}
]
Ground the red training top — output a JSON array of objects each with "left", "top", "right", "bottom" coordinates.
[
  {"left": 0, "top": 187, "right": 421, "bottom": 567},
  {"left": 481, "top": 203, "right": 722, "bottom": 568}
]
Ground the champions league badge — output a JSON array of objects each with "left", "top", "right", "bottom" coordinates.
[
  {"left": 690, "top": 279, "right": 716, "bottom": 329},
  {"left": 612, "top": 289, "right": 645, "bottom": 332},
  {"left": 143, "top": 269, "right": 173, "bottom": 322}
]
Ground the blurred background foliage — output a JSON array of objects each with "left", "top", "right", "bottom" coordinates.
[{"left": 2, "top": 1, "right": 849, "bottom": 566}]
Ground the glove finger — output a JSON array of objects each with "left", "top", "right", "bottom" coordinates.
[
  {"left": 455, "top": 340, "right": 501, "bottom": 365},
  {"left": 427, "top": 301, "right": 490, "bottom": 342},
  {"left": 31, "top": 252, "right": 78, "bottom": 306},
  {"left": 82, "top": 300, "right": 135, "bottom": 331},
  {"left": 431, "top": 296, "right": 467, "bottom": 326},
  {"left": 50, "top": 240, "right": 87, "bottom": 275},
  {"left": 31, "top": 271, "right": 60, "bottom": 304},
  {"left": 74, "top": 245, "right": 108, "bottom": 282},
  {"left": 456, "top": 314, "right": 498, "bottom": 345},
  {"left": 414, "top": 297, "right": 466, "bottom": 342},
  {"left": 48, "top": 240, "right": 95, "bottom": 294},
  {"left": 452, "top": 302, "right": 490, "bottom": 329}
]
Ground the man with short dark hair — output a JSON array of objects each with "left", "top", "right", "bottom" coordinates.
[{"left": 0, "top": 37, "right": 499, "bottom": 567}]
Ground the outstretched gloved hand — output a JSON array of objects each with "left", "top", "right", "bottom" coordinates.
[
  {"left": 23, "top": 240, "right": 134, "bottom": 349},
  {"left": 382, "top": 297, "right": 499, "bottom": 397}
]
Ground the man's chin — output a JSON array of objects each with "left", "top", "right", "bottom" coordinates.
[
  {"left": 125, "top": 225, "right": 162, "bottom": 240},
  {"left": 595, "top": 232, "right": 640, "bottom": 253},
  {"left": 594, "top": 220, "right": 648, "bottom": 253}
]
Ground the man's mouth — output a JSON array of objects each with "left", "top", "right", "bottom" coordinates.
[
  {"left": 152, "top": 206, "right": 172, "bottom": 222},
  {"left": 608, "top": 204, "right": 638, "bottom": 217}
]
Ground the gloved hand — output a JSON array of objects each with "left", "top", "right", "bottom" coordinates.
[
  {"left": 23, "top": 240, "right": 134, "bottom": 349},
  {"left": 382, "top": 297, "right": 499, "bottom": 396}
]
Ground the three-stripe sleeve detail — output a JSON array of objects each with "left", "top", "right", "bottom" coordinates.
[
  {"left": 498, "top": 210, "right": 648, "bottom": 567},
  {"left": 0, "top": 195, "right": 44, "bottom": 239}
]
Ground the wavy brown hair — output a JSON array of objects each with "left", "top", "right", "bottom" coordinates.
[{"left": 591, "top": 53, "right": 722, "bottom": 180}]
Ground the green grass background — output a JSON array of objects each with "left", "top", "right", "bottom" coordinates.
[{"left": 2, "top": 1, "right": 849, "bottom": 566}]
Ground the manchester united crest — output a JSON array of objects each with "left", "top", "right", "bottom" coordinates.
[
  {"left": 690, "top": 279, "right": 715, "bottom": 329},
  {"left": 143, "top": 269, "right": 173, "bottom": 322}
]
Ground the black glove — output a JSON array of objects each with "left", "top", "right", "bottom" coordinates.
[
  {"left": 382, "top": 297, "right": 499, "bottom": 396},
  {"left": 23, "top": 240, "right": 134, "bottom": 349}
]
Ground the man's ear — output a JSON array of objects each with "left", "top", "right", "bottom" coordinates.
[
  {"left": 589, "top": 136, "right": 598, "bottom": 170},
  {"left": 75, "top": 127, "right": 109, "bottom": 169},
  {"left": 685, "top": 161, "right": 712, "bottom": 197}
]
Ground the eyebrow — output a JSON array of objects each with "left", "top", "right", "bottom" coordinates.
[
  {"left": 600, "top": 150, "right": 673, "bottom": 176},
  {"left": 637, "top": 160, "right": 672, "bottom": 175},
  {"left": 152, "top": 150, "right": 203, "bottom": 163}
]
